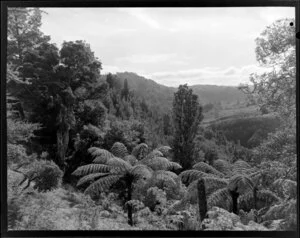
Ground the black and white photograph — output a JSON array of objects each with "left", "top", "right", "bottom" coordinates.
[{"left": 4, "top": 4, "right": 297, "bottom": 231}]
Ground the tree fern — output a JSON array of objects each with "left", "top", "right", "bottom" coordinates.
[
  {"left": 145, "top": 149, "right": 164, "bottom": 160},
  {"left": 84, "top": 174, "right": 122, "bottom": 195},
  {"left": 157, "top": 146, "right": 172, "bottom": 157},
  {"left": 207, "top": 187, "right": 232, "bottom": 211},
  {"left": 231, "top": 159, "right": 254, "bottom": 175},
  {"left": 212, "top": 159, "right": 231, "bottom": 175},
  {"left": 90, "top": 148, "right": 115, "bottom": 164},
  {"left": 129, "top": 164, "right": 152, "bottom": 181},
  {"left": 193, "top": 162, "right": 224, "bottom": 177},
  {"left": 238, "top": 189, "right": 280, "bottom": 212},
  {"left": 228, "top": 174, "right": 254, "bottom": 194},
  {"left": 182, "top": 176, "right": 228, "bottom": 205},
  {"left": 72, "top": 164, "right": 111, "bottom": 176},
  {"left": 88, "top": 147, "right": 114, "bottom": 158},
  {"left": 131, "top": 143, "right": 148, "bottom": 160},
  {"left": 110, "top": 142, "right": 128, "bottom": 158},
  {"left": 179, "top": 169, "right": 215, "bottom": 185},
  {"left": 140, "top": 156, "right": 181, "bottom": 171},
  {"left": 123, "top": 155, "right": 138, "bottom": 166},
  {"left": 106, "top": 157, "right": 132, "bottom": 171},
  {"left": 76, "top": 172, "right": 110, "bottom": 187},
  {"left": 202, "top": 177, "right": 229, "bottom": 196}
]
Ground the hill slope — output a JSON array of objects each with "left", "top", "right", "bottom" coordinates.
[{"left": 114, "top": 72, "right": 247, "bottom": 113}]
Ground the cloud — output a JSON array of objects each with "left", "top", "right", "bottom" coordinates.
[
  {"left": 116, "top": 53, "right": 177, "bottom": 64},
  {"left": 119, "top": 8, "right": 161, "bottom": 29}
]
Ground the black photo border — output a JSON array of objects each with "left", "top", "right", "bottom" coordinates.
[{"left": 1, "top": 0, "right": 299, "bottom": 238}]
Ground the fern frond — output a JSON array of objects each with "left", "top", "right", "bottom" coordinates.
[
  {"left": 228, "top": 174, "right": 254, "bottom": 194},
  {"left": 182, "top": 180, "right": 199, "bottom": 204},
  {"left": 212, "top": 159, "right": 231, "bottom": 175},
  {"left": 130, "top": 164, "right": 152, "bottom": 181},
  {"left": 157, "top": 146, "right": 172, "bottom": 157},
  {"left": 207, "top": 187, "right": 232, "bottom": 211},
  {"left": 272, "top": 179, "right": 297, "bottom": 198},
  {"left": 106, "top": 157, "right": 132, "bottom": 171},
  {"left": 256, "top": 189, "right": 281, "bottom": 204},
  {"left": 131, "top": 143, "right": 148, "bottom": 160},
  {"left": 249, "top": 170, "right": 262, "bottom": 186},
  {"left": 179, "top": 169, "right": 214, "bottom": 185},
  {"left": 123, "top": 155, "right": 138, "bottom": 166},
  {"left": 87, "top": 147, "right": 100, "bottom": 154},
  {"left": 154, "top": 170, "right": 178, "bottom": 181},
  {"left": 140, "top": 156, "right": 173, "bottom": 171},
  {"left": 239, "top": 189, "right": 280, "bottom": 212},
  {"left": 77, "top": 172, "right": 110, "bottom": 187},
  {"left": 231, "top": 160, "right": 254, "bottom": 175},
  {"left": 90, "top": 148, "right": 115, "bottom": 163},
  {"left": 84, "top": 174, "right": 122, "bottom": 195},
  {"left": 150, "top": 173, "right": 177, "bottom": 191},
  {"left": 145, "top": 149, "right": 164, "bottom": 160},
  {"left": 110, "top": 142, "right": 128, "bottom": 158},
  {"left": 169, "top": 162, "right": 182, "bottom": 171},
  {"left": 193, "top": 162, "right": 224, "bottom": 177},
  {"left": 203, "top": 177, "right": 229, "bottom": 196},
  {"left": 72, "top": 164, "right": 111, "bottom": 176}
]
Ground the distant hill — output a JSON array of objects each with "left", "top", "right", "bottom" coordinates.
[
  {"left": 113, "top": 72, "right": 247, "bottom": 113},
  {"left": 190, "top": 85, "right": 246, "bottom": 104},
  {"left": 115, "top": 72, "right": 174, "bottom": 113}
]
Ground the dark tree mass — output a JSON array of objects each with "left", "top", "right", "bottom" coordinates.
[{"left": 6, "top": 8, "right": 297, "bottom": 231}]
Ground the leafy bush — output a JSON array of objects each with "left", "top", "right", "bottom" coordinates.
[
  {"left": 7, "top": 144, "right": 28, "bottom": 166},
  {"left": 27, "top": 160, "right": 63, "bottom": 192},
  {"left": 7, "top": 118, "right": 40, "bottom": 144}
]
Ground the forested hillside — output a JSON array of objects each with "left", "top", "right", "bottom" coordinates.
[
  {"left": 6, "top": 8, "right": 297, "bottom": 231},
  {"left": 111, "top": 72, "right": 247, "bottom": 113}
]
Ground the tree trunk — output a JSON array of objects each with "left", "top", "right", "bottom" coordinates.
[
  {"left": 230, "top": 191, "right": 239, "bottom": 214},
  {"left": 127, "top": 185, "right": 133, "bottom": 226},
  {"left": 253, "top": 187, "right": 257, "bottom": 210},
  {"left": 57, "top": 126, "right": 70, "bottom": 171},
  {"left": 197, "top": 178, "right": 208, "bottom": 221},
  {"left": 56, "top": 105, "right": 71, "bottom": 171}
]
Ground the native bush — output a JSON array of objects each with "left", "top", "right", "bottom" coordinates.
[{"left": 27, "top": 160, "right": 63, "bottom": 192}]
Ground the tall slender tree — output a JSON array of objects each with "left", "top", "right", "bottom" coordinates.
[{"left": 172, "top": 84, "right": 203, "bottom": 170}]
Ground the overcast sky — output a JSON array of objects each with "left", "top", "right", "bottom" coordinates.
[{"left": 40, "top": 7, "right": 294, "bottom": 86}]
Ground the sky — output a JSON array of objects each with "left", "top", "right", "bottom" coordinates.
[{"left": 40, "top": 7, "right": 294, "bottom": 86}]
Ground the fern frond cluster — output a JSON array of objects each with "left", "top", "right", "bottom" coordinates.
[
  {"left": 272, "top": 179, "right": 297, "bottom": 199},
  {"left": 212, "top": 159, "right": 231, "bottom": 175},
  {"left": 179, "top": 170, "right": 214, "bottom": 185},
  {"left": 193, "top": 162, "right": 224, "bottom": 177},
  {"left": 145, "top": 150, "right": 164, "bottom": 160},
  {"left": 238, "top": 189, "right": 280, "bottom": 212},
  {"left": 140, "top": 156, "right": 181, "bottom": 171},
  {"left": 123, "top": 155, "right": 138, "bottom": 166},
  {"left": 110, "top": 142, "right": 129, "bottom": 158},
  {"left": 207, "top": 188, "right": 232, "bottom": 211},
  {"left": 231, "top": 160, "right": 254, "bottom": 175},
  {"left": 157, "top": 146, "right": 172, "bottom": 158},
  {"left": 132, "top": 143, "right": 148, "bottom": 160},
  {"left": 227, "top": 174, "right": 254, "bottom": 194}
]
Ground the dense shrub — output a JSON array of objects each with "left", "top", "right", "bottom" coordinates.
[{"left": 27, "top": 160, "right": 63, "bottom": 192}]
